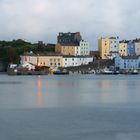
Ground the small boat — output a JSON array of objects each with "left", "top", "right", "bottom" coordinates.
[
  {"left": 53, "top": 71, "right": 69, "bottom": 75},
  {"left": 131, "top": 69, "right": 138, "bottom": 75}
]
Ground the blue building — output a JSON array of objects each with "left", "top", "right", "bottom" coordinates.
[
  {"left": 127, "top": 41, "right": 136, "bottom": 56},
  {"left": 115, "top": 55, "right": 140, "bottom": 70}
]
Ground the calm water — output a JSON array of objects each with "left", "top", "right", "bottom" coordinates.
[{"left": 0, "top": 74, "right": 140, "bottom": 140}]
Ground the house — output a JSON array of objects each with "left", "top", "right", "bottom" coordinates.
[
  {"left": 98, "top": 37, "right": 119, "bottom": 59},
  {"left": 115, "top": 55, "right": 140, "bottom": 70},
  {"left": 20, "top": 53, "right": 93, "bottom": 68},
  {"left": 55, "top": 32, "right": 90, "bottom": 56}
]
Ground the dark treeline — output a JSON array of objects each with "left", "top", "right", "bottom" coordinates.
[{"left": 0, "top": 39, "right": 55, "bottom": 64}]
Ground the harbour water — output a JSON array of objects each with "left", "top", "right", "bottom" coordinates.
[{"left": 0, "top": 74, "right": 140, "bottom": 140}]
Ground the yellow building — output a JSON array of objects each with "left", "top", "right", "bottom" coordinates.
[
  {"left": 135, "top": 42, "right": 140, "bottom": 55},
  {"left": 119, "top": 42, "right": 128, "bottom": 56},
  {"left": 55, "top": 44, "right": 80, "bottom": 56},
  {"left": 98, "top": 38, "right": 110, "bottom": 59},
  {"left": 20, "top": 54, "right": 63, "bottom": 67}
]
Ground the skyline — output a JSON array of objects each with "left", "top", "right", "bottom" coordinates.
[{"left": 0, "top": 0, "right": 140, "bottom": 49}]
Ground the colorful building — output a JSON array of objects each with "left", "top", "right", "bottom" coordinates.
[
  {"left": 80, "top": 40, "right": 90, "bottom": 56},
  {"left": 119, "top": 41, "right": 128, "bottom": 56},
  {"left": 98, "top": 37, "right": 119, "bottom": 60},
  {"left": 55, "top": 44, "right": 80, "bottom": 56},
  {"left": 135, "top": 41, "right": 140, "bottom": 56},
  {"left": 56, "top": 32, "right": 90, "bottom": 56},
  {"left": 127, "top": 41, "right": 136, "bottom": 56},
  {"left": 20, "top": 53, "right": 93, "bottom": 68},
  {"left": 20, "top": 53, "right": 63, "bottom": 67},
  {"left": 109, "top": 37, "right": 119, "bottom": 59},
  {"left": 98, "top": 38, "right": 111, "bottom": 59},
  {"left": 115, "top": 55, "right": 140, "bottom": 70}
]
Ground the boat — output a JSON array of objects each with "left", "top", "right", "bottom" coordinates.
[
  {"left": 100, "top": 68, "right": 119, "bottom": 75},
  {"left": 53, "top": 69, "right": 69, "bottom": 75},
  {"left": 131, "top": 69, "right": 138, "bottom": 75}
]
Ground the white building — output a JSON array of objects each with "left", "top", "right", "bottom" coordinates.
[
  {"left": 115, "top": 55, "right": 140, "bottom": 70},
  {"left": 63, "top": 56, "right": 93, "bottom": 67},
  {"left": 20, "top": 54, "right": 93, "bottom": 68},
  {"left": 109, "top": 37, "right": 119, "bottom": 59}
]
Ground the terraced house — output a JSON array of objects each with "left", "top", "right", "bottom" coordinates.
[{"left": 98, "top": 37, "right": 119, "bottom": 59}]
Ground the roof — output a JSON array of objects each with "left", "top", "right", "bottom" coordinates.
[
  {"left": 121, "top": 55, "right": 139, "bottom": 60},
  {"left": 59, "top": 42, "right": 79, "bottom": 46}
]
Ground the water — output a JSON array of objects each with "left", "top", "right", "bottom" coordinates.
[{"left": 0, "top": 74, "right": 140, "bottom": 140}]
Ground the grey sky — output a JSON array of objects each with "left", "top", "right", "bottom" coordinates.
[{"left": 0, "top": 0, "right": 140, "bottom": 50}]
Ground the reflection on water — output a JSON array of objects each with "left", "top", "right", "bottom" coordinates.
[
  {"left": 0, "top": 81, "right": 22, "bottom": 85},
  {"left": 0, "top": 75, "right": 140, "bottom": 108},
  {"left": 0, "top": 75, "right": 140, "bottom": 140},
  {"left": 36, "top": 76, "right": 43, "bottom": 107},
  {"left": 99, "top": 80, "right": 111, "bottom": 89}
]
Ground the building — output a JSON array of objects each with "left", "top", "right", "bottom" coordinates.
[
  {"left": 20, "top": 53, "right": 93, "bottom": 68},
  {"left": 63, "top": 56, "right": 93, "bottom": 67},
  {"left": 98, "top": 37, "right": 119, "bottom": 59},
  {"left": 98, "top": 38, "right": 110, "bottom": 59},
  {"left": 135, "top": 40, "right": 140, "bottom": 56},
  {"left": 109, "top": 37, "right": 119, "bottom": 59},
  {"left": 55, "top": 44, "right": 80, "bottom": 56},
  {"left": 127, "top": 41, "right": 136, "bottom": 56},
  {"left": 115, "top": 55, "right": 140, "bottom": 70},
  {"left": 20, "top": 53, "right": 63, "bottom": 67},
  {"left": 56, "top": 32, "right": 90, "bottom": 56},
  {"left": 79, "top": 40, "right": 90, "bottom": 56},
  {"left": 57, "top": 32, "right": 82, "bottom": 46},
  {"left": 119, "top": 41, "right": 128, "bottom": 56}
]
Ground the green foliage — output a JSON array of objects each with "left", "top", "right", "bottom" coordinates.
[{"left": 0, "top": 39, "right": 55, "bottom": 64}]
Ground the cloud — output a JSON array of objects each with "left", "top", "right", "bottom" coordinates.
[{"left": 0, "top": 0, "right": 140, "bottom": 49}]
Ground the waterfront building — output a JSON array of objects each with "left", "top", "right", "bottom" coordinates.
[
  {"left": 127, "top": 41, "right": 136, "bottom": 56},
  {"left": 119, "top": 41, "right": 128, "bottom": 56},
  {"left": 20, "top": 53, "right": 63, "bottom": 67},
  {"left": 115, "top": 55, "right": 140, "bottom": 70},
  {"left": 20, "top": 53, "right": 93, "bottom": 68},
  {"left": 63, "top": 56, "right": 93, "bottom": 67},
  {"left": 98, "top": 37, "right": 119, "bottom": 59},
  {"left": 109, "top": 37, "right": 119, "bottom": 59},
  {"left": 135, "top": 41, "right": 140, "bottom": 56},
  {"left": 98, "top": 38, "right": 111, "bottom": 59}
]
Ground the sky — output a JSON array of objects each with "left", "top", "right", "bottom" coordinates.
[{"left": 0, "top": 0, "right": 140, "bottom": 50}]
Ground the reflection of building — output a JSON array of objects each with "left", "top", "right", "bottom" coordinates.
[{"left": 37, "top": 76, "right": 43, "bottom": 107}]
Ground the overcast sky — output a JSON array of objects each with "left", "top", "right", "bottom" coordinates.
[{"left": 0, "top": 0, "right": 140, "bottom": 50}]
